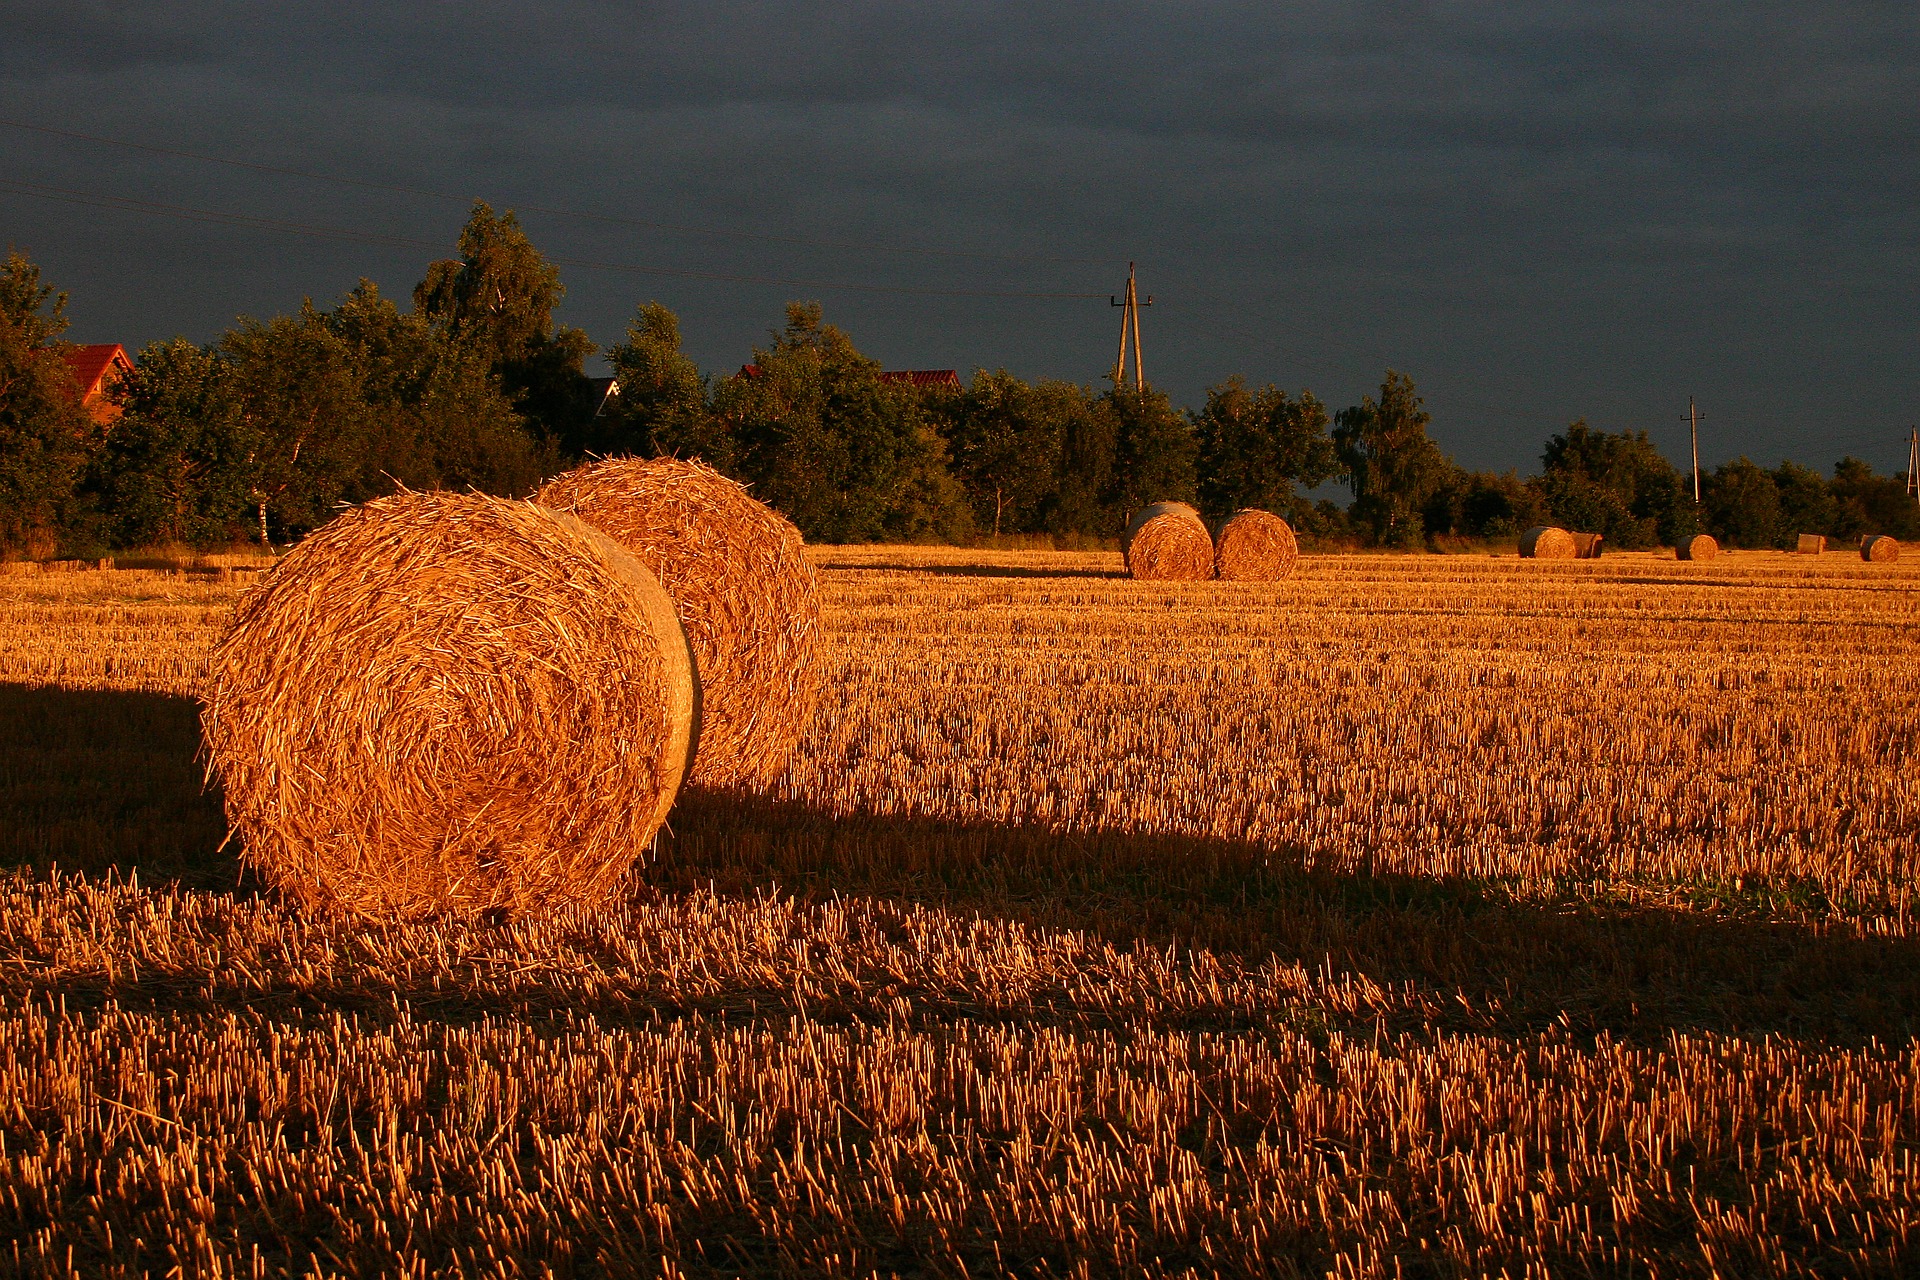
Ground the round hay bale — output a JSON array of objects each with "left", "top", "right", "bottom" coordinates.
[
  {"left": 1123, "top": 502, "right": 1213, "bottom": 581},
  {"left": 1520, "top": 526, "right": 1577, "bottom": 559},
  {"left": 1213, "top": 508, "right": 1298, "bottom": 581},
  {"left": 1862, "top": 534, "right": 1901, "bottom": 563},
  {"left": 538, "top": 457, "right": 819, "bottom": 789},
  {"left": 203, "top": 491, "right": 699, "bottom": 920},
  {"left": 1675, "top": 534, "right": 1719, "bottom": 562}
]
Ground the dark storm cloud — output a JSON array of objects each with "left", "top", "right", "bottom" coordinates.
[{"left": 3, "top": 2, "right": 1916, "bottom": 471}]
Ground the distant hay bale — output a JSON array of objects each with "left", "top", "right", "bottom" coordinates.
[
  {"left": 1675, "top": 534, "right": 1718, "bottom": 562},
  {"left": 1797, "top": 533, "right": 1827, "bottom": 555},
  {"left": 1570, "top": 532, "right": 1605, "bottom": 559},
  {"left": 1123, "top": 503, "right": 1213, "bottom": 581},
  {"left": 1520, "top": 527, "right": 1577, "bottom": 559},
  {"left": 1862, "top": 535, "right": 1901, "bottom": 563},
  {"left": 202, "top": 491, "right": 699, "bottom": 920},
  {"left": 538, "top": 457, "right": 819, "bottom": 789},
  {"left": 1213, "top": 509, "right": 1298, "bottom": 581}
]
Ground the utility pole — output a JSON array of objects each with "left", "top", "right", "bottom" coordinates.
[
  {"left": 1908, "top": 427, "right": 1918, "bottom": 503},
  {"left": 1684, "top": 398, "right": 1704, "bottom": 503},
  {"left": 1109, "top": 263, "right": 1153, "bottom": 391}
]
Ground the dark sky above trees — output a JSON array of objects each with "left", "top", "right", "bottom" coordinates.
[{"left": 2, "top": 3, "right": 1915, "bottom": 475}]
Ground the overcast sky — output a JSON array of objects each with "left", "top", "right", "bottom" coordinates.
[{"left": 3, "top": 2, "right": 1915, "bottom": 474}]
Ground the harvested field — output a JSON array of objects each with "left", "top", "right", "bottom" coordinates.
[{"left": 1, "top": 546, "right": 1918, "bottom": 1275}]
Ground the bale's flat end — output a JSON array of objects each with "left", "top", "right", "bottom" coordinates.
[
  {"left": 1520, "top": 527, "right": 1577, "bottom": 559},
  {"left": 1863, "top": 535, "right": 1901, "bottom": 563},
  {"left": 201, "top": 491, "right": 698, "bottom": 920},
  {"left": 1676, "top": 535, "right": 1718, "bottom": 562},
  {"left": 1214, "top": 509, "right": 1298, "bottom": 581},
  {"left": 1124, "top": 503, "right": 1213, "bottom": 581}
]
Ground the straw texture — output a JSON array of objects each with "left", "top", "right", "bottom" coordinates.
[
  {"left": 1520, "top": 527, "right": 1577, "bottom": 559},
  {"left": 1862, "top": 535, "right": 1901, "bottom": 563},
  {"left": 202, "top": 491, "right": 699, "bottom": 920},
  {"left": 1123, "top": 503, "right": 1213, "bottom": 581},
  {"left": 1675, "top": 534, "right": 1719, "bottom": 562},
  {"left": 538, "top": 457, "right": 820, "bottom": 789},
  {"left": 1212, "top": 509, "right": 1299, "bottom": 581}
]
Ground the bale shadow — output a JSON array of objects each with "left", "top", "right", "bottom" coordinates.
[
  {"left": 2, "top": 684, "right": 1915, "bottom": 1047},
  {"left": 0, "top": 683, "right": 242, "bottom": 889},
  {"left": 656, "top": 787, "right": 1920, "bottom": 1047}
]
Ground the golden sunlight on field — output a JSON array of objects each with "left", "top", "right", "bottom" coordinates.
[{"left": 1, "top": 546, "right": 1917, "bottom": 1275}]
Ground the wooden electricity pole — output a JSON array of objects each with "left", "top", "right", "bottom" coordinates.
[
  {"left": 1907, "top": 427, "right": 1918, "bottom": 503},
  {"left": 1684, "top": 398, "right": 1704, "bottom": 503},
  {"left": 1109, "top": 263, "right": 1153, "bottom": 391}
]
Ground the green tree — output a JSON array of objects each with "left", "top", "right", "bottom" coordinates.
[
  {"left": 413, "top": 202, "right": 594, "bottom": 448},
  {"left": 1333, "top": 371, "right": 1452, "bottom": 548},
  {"left": 92, "top": 339, "right": 252, "bottom": 547},
  {"left": 0, "top": 250, "right": 94, "bottom": 555},
  {"left": 326, "top": 280, "right": 548, "bottom": 497},
  {"left": 1422, "top": 469, "right": 1551, "bottom": 540},
  {"left": 94, "top": 281, "right": 550, "bottom": 549},
  {"left": 602, "top": 302, "right": 723, "bottom": 464},
  {"left": 1103, "top": 385, "right": 1198, "bottom": 521},
  {"left": 714, "top": 302, "right": 967, "bottom": 542},
  {"left": 1772, "top": 460, "right": 1837, "bottom": 545},
  {"left": 220, "top": 307, "right": 374, "bottom": 544},
  {"left": 1044, "top": 390, "right": 1115, "bottom": 541},
  {"left": 1193, "top": 377, "right": 1336, "bottom": 520},
  {"left": 1702, "top": 457, "right": 1783, "bottom": 549},
  {"left": 939, "top": 370, "right": 1081, "bottom": 536},
  {"left": 1534, "top": 421, "right": 1691, "bottom": 549},
  {"left": 1830, "top": 457, "right": 1920, "bottom": 541}
]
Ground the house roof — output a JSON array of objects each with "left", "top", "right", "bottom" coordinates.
[
  {"left": 879, "top": 369, "right": 962, "bottom": 390},
  {"left": 63, "top": 344, "right": 131, "bottom": 399},
  {"left": 731, "top": 364, "right": 961, "bottom": 390}
]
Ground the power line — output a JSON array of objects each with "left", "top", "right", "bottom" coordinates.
[
  {"left": 0, "top": 114, "right": 1104, "bottom": 269},
  {"left": 0, "top": 178, "right": 1107, "bottom": 301}
]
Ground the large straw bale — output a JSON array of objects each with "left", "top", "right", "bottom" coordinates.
[
  {"left": 538, "top": 457, "right": 819, "bottom": 789},
  {"left": 1570, "top": 532, "right": 1605, "bottom": 559},
  {"left": 1520, "top": 527, "right": 1577, "bottom": 559},
  {"left": 1797, "top": 533, "right": 1827, "bottom": 555},
  {"left": 1675, "top": 534, "right": 1718, "bottom": 562},
  {"left": 1862, "top": 535, "right": 1901, "bottom": 563},
  {"left": 1123, "top": 502, "right": 1213, "bottom": 581},
  {"left": 202, "top": 491, "right": 699, "bottom": 920},
  {"left": 1213, "top": 509, "right": 1298, "bottom": 581}
]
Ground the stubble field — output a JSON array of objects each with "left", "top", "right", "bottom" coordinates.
[{"left": 1, "top": 546, "right": 1917, "bottom": 1277}]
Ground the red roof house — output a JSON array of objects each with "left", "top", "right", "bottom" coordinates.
[
  {"left": 879, "top": 370, "right": 962, "bottom": 392},
  {"left": 62, "top": 344, "right": 133, "bottom": 426}
]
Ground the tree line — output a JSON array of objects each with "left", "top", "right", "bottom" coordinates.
[{"left": 2, "top": 205, "right": 1913, "bottom": 555}]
